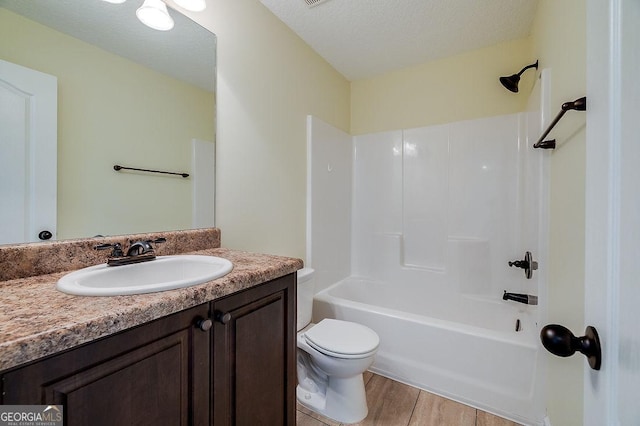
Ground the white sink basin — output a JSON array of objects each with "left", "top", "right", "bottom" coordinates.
[{"left": 57, "top": 255, "right": 233, "bottom": 296}]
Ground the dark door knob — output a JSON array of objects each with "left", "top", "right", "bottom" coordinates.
[
  {"left": 38, "top": 230, "right": 53, "bottom": 240},
  {"left": 540, "top": 324, "right": 601, "bottom": 370}
]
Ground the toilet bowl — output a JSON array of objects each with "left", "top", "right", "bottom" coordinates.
[{"left": 296, "top": 268, "right": 379, "bottom": 424}]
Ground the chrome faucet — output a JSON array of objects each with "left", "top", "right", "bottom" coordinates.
[
  {"left": 95, "top": 238, "right": 166, "bottom": 266},
  {"left": 503, "top": 291, "right": 538, "bottom": 305}
]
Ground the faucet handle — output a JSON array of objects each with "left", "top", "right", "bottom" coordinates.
[{"left": 94, "top": 243, "right": 124, "bottom": 257}]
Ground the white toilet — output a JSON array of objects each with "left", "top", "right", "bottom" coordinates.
[{"left": 296, "top": 268, "right": 379, "bottom": 424}]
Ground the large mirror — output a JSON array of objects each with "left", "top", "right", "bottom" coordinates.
[{"left": 0, "top": 0, "right": 216, "bottom": 245}]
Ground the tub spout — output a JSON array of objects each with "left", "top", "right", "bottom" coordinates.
[{"left": 503, "top": 291, "right": 538, "bottom": 305}]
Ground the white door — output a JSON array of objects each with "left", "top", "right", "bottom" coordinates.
[
  {"left": 584, "top": 0, "right": 640, "bottom": 424},
  {"left": 0, "top": 59, "right": 57, "bottom": 244}
]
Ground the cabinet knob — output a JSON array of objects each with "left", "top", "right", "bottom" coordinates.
[
  {"left": 196, "top": 318, "right": 213, "bottom": 331},
  {"left": 214, "top": 311, "right": 232, "bottom": 324}
]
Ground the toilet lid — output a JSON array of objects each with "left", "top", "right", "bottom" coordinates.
[{"left": 304, "top": 319, "right": 379, "bottom": 358}]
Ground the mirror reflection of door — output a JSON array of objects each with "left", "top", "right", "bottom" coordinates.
[{"left": 0, "top": 59, "right": 57, "bottom": 244}]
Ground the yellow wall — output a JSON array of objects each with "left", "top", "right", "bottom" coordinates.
[
  {"left": 531, "top": 1, "right": 587, "bottom": 425},
  {"left": 350, "top": 37, "right": 534, "bottom": 135},
  {"left": 176, "top": 0, "right": 350, "bottom": 259},
  {"left": 0, "top": 8, "right": 214, "bottom": 239}
]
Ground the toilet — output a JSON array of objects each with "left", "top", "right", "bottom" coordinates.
[{"left": 296, "top": 268, "right": 379, "bottom": 424}]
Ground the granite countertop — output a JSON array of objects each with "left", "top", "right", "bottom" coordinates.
[{"left": 0, "top": 247, "right": 303, "bottom": 372}]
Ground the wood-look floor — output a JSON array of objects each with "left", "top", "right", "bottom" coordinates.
[{"left": 296, "top": 372, "right": 521, "bottom": 426}]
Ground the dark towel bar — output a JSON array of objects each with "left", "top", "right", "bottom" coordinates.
[
  {"left": 113, "top": 164, "right": 189, "bottom": 178},
  {"left": 533, "top": 96, "right": 586, "bottom": 149}
]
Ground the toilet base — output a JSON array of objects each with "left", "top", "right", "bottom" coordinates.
[{"left": 296, "top": 374, "right": 368, "bottom": 424}]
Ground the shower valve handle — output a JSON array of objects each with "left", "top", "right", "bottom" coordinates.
[
  {"left": 508, "top": 260, "right": 528, "bottom": 268},
  {"left": 508, "top": 251, "right": 538, "bottom": 279}
]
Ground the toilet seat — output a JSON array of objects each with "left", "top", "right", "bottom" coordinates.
[{"left": 303, "top": 319, "right": 379, "bottom": 359}]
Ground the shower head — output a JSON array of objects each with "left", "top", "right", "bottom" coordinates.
[{"left": 499, "top": 60, "right": 539, "bottom": 93}]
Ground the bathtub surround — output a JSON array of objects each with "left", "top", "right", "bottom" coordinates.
[
  {"left": 307, "top": 71, "right": 549, "bottom": 424},
  {"left": 351, "top": 115, "right": 527, "bottom": 281},
  {"left": 308, "top": 109, "right": 547, "bottom": 297},
  {"left": 306, "top": 117, "right": 353, "bottom": 293}
]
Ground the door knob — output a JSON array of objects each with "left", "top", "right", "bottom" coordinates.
[{"left": 540, "top": 324, "right": 601, "bottom": 370}]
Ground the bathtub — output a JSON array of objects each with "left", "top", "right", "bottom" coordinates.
[{"left": 313, "top": 277, "right": 545, "bottom": 426}]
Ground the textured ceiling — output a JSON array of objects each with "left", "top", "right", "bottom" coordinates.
[{"left": 260, "top": 0, "right": 539, "bottom": 81}]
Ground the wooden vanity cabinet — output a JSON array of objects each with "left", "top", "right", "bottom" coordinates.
[
  {"left": 0, "top": 273, "right": 296, "bottom": 426},
  {"left": 212, "top": 273, "right": 296, "bottom": 426},
  {"left": 1, "top": 303, "right": 211, "bottom": 426}
]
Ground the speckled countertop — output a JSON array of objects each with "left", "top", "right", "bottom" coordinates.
[{"left": 0, "top": 230, "right": 303, "bottom": 372}]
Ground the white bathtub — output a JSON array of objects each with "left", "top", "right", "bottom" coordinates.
[{"left": 313, "top": 277, "right": 545, "bottom": 426}]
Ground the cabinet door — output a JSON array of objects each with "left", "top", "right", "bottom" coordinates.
[
  {"left": 1, "top": 304, "right": 210, "bottom": 426},
  {"left": 212, "top": 274, "right": 296, "bottom": 426}
]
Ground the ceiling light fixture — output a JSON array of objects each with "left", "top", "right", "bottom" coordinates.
[
  {"left": 136, "top": 0, "right": 174, "bottom": 31},
  {"left": 101, "top": 0, "right": 127, "bottom": 3},
  {"left": 173, "top": 0, "right": 207, "bottom": 12}
]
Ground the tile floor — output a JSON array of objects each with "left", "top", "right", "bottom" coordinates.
[{"left": 296, "top": 372, "right": 522, "bottom": 426}]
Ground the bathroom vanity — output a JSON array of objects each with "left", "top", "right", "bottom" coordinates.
[{"left": 0, "top": 229, "right": 301, "bottom": 426}]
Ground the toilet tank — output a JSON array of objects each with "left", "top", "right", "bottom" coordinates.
[{"left": 297, "top": 268, "right": 315, "bottom": 331}]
